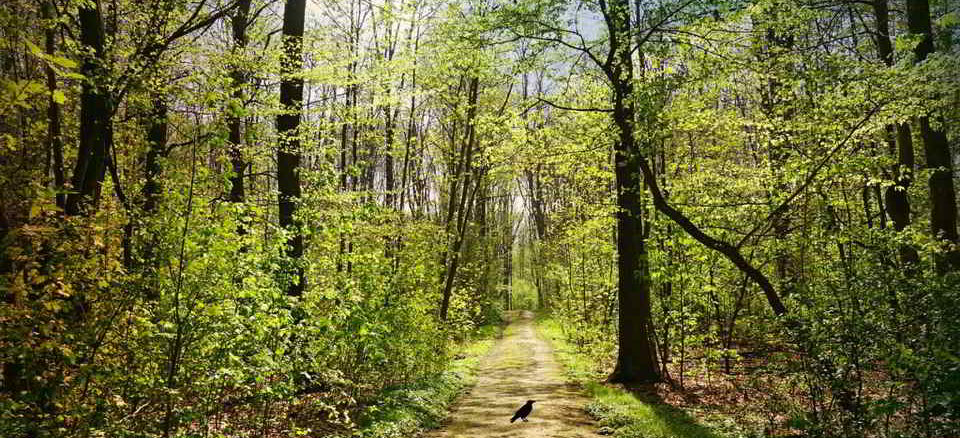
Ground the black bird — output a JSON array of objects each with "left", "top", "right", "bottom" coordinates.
[{"left": 510, "top": 400, "right": 536, "bottom": 423}]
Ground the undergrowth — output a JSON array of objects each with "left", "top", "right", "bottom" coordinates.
[
  {"left": 349, "top": 323, "right": 501, "bottom": 437},
  {"left": 536, "top": 315, "right": 746, "bottom": 438}
]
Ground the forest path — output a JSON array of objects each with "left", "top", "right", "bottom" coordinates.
[{"left": 427, "top": 311, "right": 598, "bottom": 437}]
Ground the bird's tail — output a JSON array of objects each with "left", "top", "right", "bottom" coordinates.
[{"left": 510, "top": 415, "right": 518, "bottom": 423}]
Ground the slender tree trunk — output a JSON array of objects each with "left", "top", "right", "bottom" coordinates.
[
  {"left": 277, "top": 0, "right": 307, "bottom": 297},
  {"left": 525, "top": 169, "right": 547, "bottom": 308},
  {"left": 42, "top": 0, "right": 64, "bottom": 211},
  {"left": 758, "top": 6, "right": 796, "bottom": 294},
  {"left": 228, "top": 0, "right": 252, "bottom": 207},
  {"left": 500, "top": 184, "right": 513, "bottom": 310},
  {"left": 655, "top": 145, "right": 673, "bottom": 376},
  {"left": 398, "top": 20, "right": 420, "bottom": 214},
  {"left": 143, "top": 98, "right": 167, "bottom": 215},
  {"left": 873, "top": 0, "right": 920, "bottom": 266},
  {"left": 385, "top": 106, "right": 396, "bottom": 207},
  {"left": 439, "top": 76, "right": 479, "bottom": 321},
  {"left": 906, "top": 0, "right": 960, "bottom": 272},
  {"left": 137, "top": 96, "right": 168, "bottom": 287},
  {"left": 337, "top": 86, "right": 350, "bottom": 273}
]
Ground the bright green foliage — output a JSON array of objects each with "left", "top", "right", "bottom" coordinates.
[
  {"left": 500, "top": 0, "right": 960, "bottom": 436},
  {"left": 2, "top": 0, "right": 960, "bottom": 437},
  {"left": 351, "top": 324, "right": 498, "bottom": 438}
]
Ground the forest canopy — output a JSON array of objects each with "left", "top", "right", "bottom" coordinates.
[{"left": 1, "top": 0, "right": 958, "bottom": 437}]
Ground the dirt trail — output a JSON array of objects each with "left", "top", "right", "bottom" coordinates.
[{"left": 427, "top": 311, "right": 598, "bottom": 437}]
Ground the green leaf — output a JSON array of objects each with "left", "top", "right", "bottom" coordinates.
[
  {"left": 49, "top": 55, "right": 78, "bottom": 69},
  {"left": 52, "top": 90, "right": 66, "bottom": 104},
  {"left": 25, "top": 41, "right": 43, "bottom": 56}
]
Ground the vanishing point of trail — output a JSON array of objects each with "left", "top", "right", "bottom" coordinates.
[{"left": 428, "top": 311, "right": 598, "bottom": 437}]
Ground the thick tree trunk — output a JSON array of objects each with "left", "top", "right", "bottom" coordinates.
[
  {"left": 906, "top": 0, "right": 960, "bottom": 272},
  {"left": 605, "top": 0, "right": 660, "bottom": 384},
  {"left": 65, "top": 4, "right": 110, "bottom": 216},
  {"left": 609, "top": 111, "right": 660, "bottom": 384},
  {"left": 277, "top": 0, "right": 307, "bottom": 297}
]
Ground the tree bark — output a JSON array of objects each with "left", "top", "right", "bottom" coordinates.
[
  {"left": 228, "top": 0, "right": 252, "bottom": 207},
  {"left": 65, "top": 3, "right": 111, "bottom": 216},
  {"left": 439, "top": 76, "right": 479, "bottom": 321},
  {"left": 136, "top": 96, "right": 168, "bottom": 285},
  {"left": 906, "top": 0, "right": 960, "bottom": 272},
  {"left": 42, "top": 0, "right": 65, "bottom": 211},
  {"left": 873, "top": 0, "right": 920, "bottom": 266},
  {"left": 500, "top": 184, "right": 513, "bottom": 310},
  {"left": 604, "top": 0, "right": 661, "bottom": 384},
  {"left": 757, "top": 5, "right": 796, "bottom": 294},
  {"left": 143, "top": 98, "right": 167, "bottom": 215},
  {"left": 277, "top": 0, "right": 307, "bottom": 297}
]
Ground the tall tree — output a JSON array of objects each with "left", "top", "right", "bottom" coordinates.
[
  {"left": 604, "top": 0, "right": 660, "bottom": 384},
  {"left": 439, "top": 76, "right": 480, "bottom": 321},
  {"left": 42, "top": 0, "right": 64, "bottom": 211},
  {"left": 756, "top": 2, "right": 796, "bottom": 293},
  {"left": 228, "top": 0, "right": 253, "bottom": 206},
  {"left": 64, "top": 3, "right": 110, "bottom": 216},
  {"left": 277, "top": 0, "right": 307, "bottom": 297},
  {"left": 905, "top": 0, "right": 959, "bottom": 272},
  {"left": 873, "top": 0, "right": 920, "bottom": 267}
]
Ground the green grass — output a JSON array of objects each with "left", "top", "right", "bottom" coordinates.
[
  {"left": 583, "top": 383, "right": 724, "bottom": 438},
  {"left": 349, "top": 324, "right": 500, "bottom": 438},
  {"left": 537, "top": 316, "right": 727, "bottom": 438}
]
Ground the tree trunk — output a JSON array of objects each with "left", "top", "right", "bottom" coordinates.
[
  {"left": 65, "top": 4, "right": 110, "bottom": 216},
  {"left": 143, "top": 98, "right": 167, "bottom": 215},
  {"left": 608, "top": 111, "right": 660, "bottom": 384},
  {"left": 906, "top": 0, "right": 960, "bottom": 272},
  {"left": 439, "top": 76, "right": 479, "bottom": 321},
  {"left": 277, "top": 0, "right": 307, "bottom": 297},
  {"left": 605, "top": 0, "right": 660, "bottom": 384},
  {"left": 137, "top": 96, "right": 168, "bottom": 287},
  {"left": 526, "top": 169, "right": 547, "bottom": 308},
  {"left": 873, "top": 0, "right": 920, "bottom": 266},
  {"left": 228, "top": 0, "right": 252, "bottom": 207},
  {"left": 42, "top": 0, "right": 65, "bottom": 211},
  {"left": 501, "top": 184, "right": 513, "bottom": 310},
  {"left": 385, "top": 107, "right": 396, "bottom": 207},
  {"left": 758, "top": 5, "right": 796, "bottom": 294}
]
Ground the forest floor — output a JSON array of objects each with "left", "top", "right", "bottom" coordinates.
[{"left": 425, "top": 310, "right": 600, "bottom": 437}]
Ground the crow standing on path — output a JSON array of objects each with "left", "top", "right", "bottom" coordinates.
[{"left": 510, "top": 400, "right": 536, "bottom": 423}]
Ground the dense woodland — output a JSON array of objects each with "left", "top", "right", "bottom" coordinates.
[{"left": 1, "top": 0, "right": 958, "bottom": 436}]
